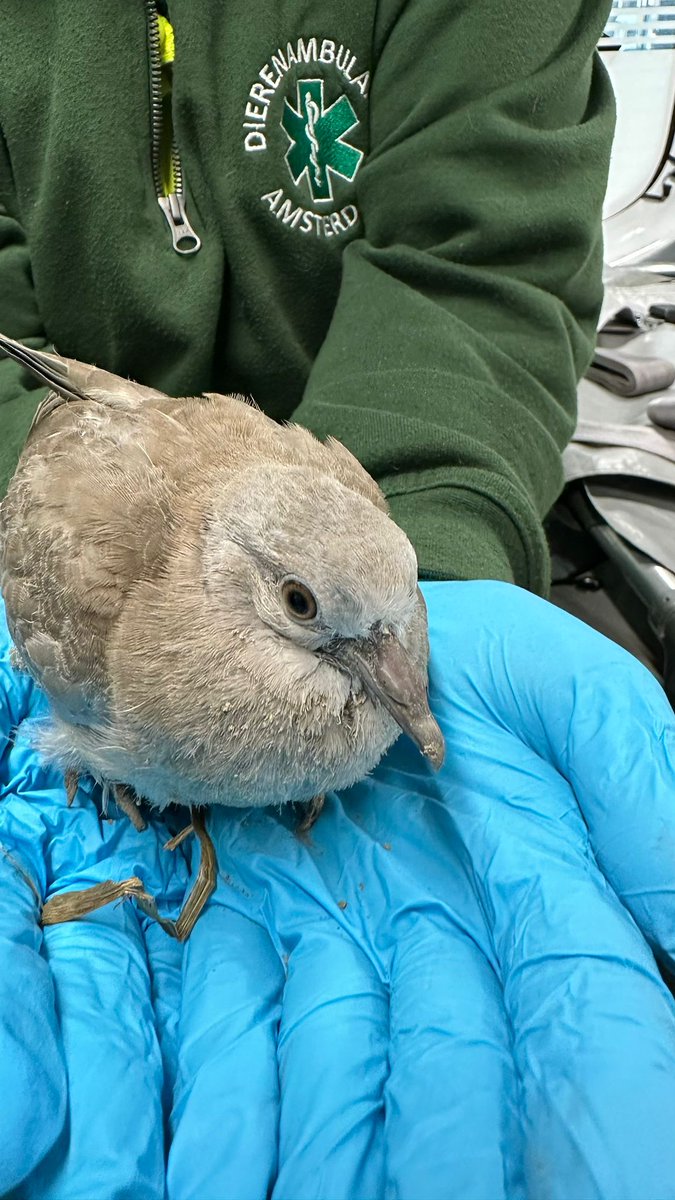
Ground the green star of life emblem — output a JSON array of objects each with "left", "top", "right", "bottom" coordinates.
[{"left": 281, "top": 79, "right": 363, "bottom": 203}]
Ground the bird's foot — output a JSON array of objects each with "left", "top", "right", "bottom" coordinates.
[
  {"left": 113, "top": 783, "right": 147, "bottom": 832},
  {"left": 41, "top": 784, "right": 215, "bottom": 940},
  {"left": 297, "top": 794, "right": 325, "bottom": 834},
  {"left": 139, "top": 807, "right": 216, "bottom": 941},
  {"left": 41, "top": 877, "right": 153, "bottom": 927},
  {"left": 42, "top": 775, "right": 151, "bottom": 928}
]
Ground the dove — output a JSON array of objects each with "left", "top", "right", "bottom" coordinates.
[{"left": 0, "top": 332, "right": 444, "bottom": 937}]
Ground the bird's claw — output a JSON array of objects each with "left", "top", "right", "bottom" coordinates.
[
  {"left": 163, "top": 822, "right": 194, "bottom": 851},
  {"left": 297, "top": 794, "right": 325, "bottom": 834},
  {"left": 114, "top": 783, "right": 147, "bottom": 831},
  {"left": 64, "top": 768, "right": 80, "bottom": 807}
]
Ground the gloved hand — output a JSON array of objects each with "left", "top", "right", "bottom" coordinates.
[
  {"left": 0, "top": 598, "right": 189, "bottom": 1199},
  {"left": 169, "top": 581, "right": 675, "bottom": 1200},
  {"left": 4, "top": 581, "right": 675, "bottom": 1200}
]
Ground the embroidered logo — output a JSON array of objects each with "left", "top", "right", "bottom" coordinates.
[
  {"left": 242, "top": 37, "right": 368, "bottom": 239},
  {"left": 282, "top": 80, "right": 363, "bottom": 203}
]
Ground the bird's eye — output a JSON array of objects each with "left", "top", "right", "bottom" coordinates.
[{"left": 281, "top": 579, "right": 318, "bottom": 622}]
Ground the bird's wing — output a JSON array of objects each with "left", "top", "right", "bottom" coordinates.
[
  {"left": 0, "top": 333, "right": 178, "bottom": 720},
  {"left": 1, "top": 407, "right": 175, "bottom": 724}
]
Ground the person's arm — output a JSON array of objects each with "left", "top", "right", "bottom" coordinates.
[
  {"left": 0, "top": 129, "right": 50, "bottom": 497},
  {"left": 292, "top": 0, "right": 615, "bottom": 594}
]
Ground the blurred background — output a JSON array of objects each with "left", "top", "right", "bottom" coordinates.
[{"left": 550, "top": 0, "right": 675, "bottom": 703}]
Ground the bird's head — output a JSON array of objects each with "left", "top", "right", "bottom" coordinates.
[{"left": 202, "top": 463, "right": 444, "bottom": 769}]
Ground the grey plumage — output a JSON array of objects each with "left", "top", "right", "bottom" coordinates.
[{"left": 0, "top": 333, "right": 444, "bottom": 818}]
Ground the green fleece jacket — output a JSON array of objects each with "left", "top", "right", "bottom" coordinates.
[{"left": 0, "top": 1, "right": 613, "bottom": 592}]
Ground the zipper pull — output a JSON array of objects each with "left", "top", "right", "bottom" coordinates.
[{"left": 158, "top": 192, "right": 202, "bottom": 255}]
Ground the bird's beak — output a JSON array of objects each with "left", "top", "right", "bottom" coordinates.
[{"left": 336, "top": 632, "right": 445, "bottom": 768}]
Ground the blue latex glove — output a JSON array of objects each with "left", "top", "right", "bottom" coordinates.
[
  {"left": 5, "top": 581, "right": 675, "bottom": 1199},
  {"left": 0, "top": 601, "right": 188, "bottom": 1199}
]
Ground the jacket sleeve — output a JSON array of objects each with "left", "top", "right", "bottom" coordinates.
[
  {"left": 0, "top": 132, "right": 49, "bottom": 498},
  {"left": 291, "top": 0, "right": 615, "bottom": 593}
]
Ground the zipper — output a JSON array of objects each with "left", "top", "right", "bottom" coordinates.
[{"left": 146, "top": 1, "right": 201, "bottom": 255}]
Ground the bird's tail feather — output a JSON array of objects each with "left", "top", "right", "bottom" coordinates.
[
  {"left": 0, "top": 333, "right": 88, "bottom": 403},
  {"left": 0, "top": 331, "right": 168, "bottom": 433}
]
